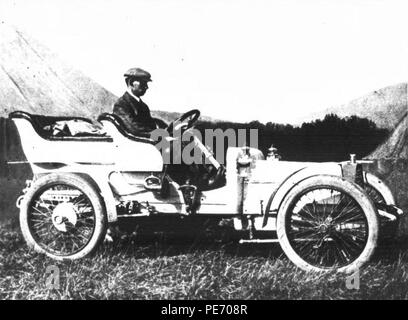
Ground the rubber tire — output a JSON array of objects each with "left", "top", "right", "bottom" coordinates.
[
  {"left": 276, "top": 175, "right": 379, "bottom": 273},
  {"left": 20, "top": 173, "right": 107, "bottom": 261}
]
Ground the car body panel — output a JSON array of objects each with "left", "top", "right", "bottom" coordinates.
[{"left": 10, "top": 112, "right": 401, "bottom": 228}]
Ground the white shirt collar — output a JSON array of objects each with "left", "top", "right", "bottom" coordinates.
[{"left": 127, "top": 89, "right": 140, "bottom": 102}]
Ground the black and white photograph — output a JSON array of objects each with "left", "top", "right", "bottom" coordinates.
[{"left": 0, "top": 0, "right": 407, "bottom": 303}]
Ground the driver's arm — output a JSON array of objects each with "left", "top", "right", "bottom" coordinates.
[{"left": 153, "top": 117, "right": 168, "bottom": 129}]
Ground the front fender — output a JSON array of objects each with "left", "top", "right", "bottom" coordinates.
[
  {"left": 263, "top": 163, "right": 343, "bottom": 227},
  {"left": 364, "top": 172, "right": 395, "bottom": 205}
]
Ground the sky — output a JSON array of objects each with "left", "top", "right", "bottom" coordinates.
[{"left": 1, "top": 0, "right": 407, "bottom": 123}]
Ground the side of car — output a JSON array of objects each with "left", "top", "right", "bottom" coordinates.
[{"left": 9, "top": 111, "right": 404, "bottom": 272}]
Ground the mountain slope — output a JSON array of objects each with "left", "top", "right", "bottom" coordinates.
[
  {"left": 0, "top": 23, "right": 118, "bottom": 118},
  {"left": 368, "top": 112, "right": 408, "bottom": 159},
  {"left": 295, "top": 83, "right": 407, "bottom": 129}
]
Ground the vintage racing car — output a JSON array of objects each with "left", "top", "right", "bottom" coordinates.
[{"left": 9, "top": 110, "right": 404, "bottom": 273}]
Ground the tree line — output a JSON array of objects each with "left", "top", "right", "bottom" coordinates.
[{"left": 195, "top": 114, "right": 390, "bottom": 162}]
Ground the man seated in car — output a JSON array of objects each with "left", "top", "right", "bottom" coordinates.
[
  {"left": 113, "top": 67, "right": 225, "bottom": 191},
  {"left": 113, "top": 68, "right": 167, "bottom": 137}
]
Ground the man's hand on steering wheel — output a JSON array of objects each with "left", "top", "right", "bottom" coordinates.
[{"left": 167, "top": 109, "right": 200, "bottom": 136}]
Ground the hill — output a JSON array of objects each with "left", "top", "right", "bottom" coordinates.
[
  {"left": 295, "top": 83, "right": 407, "bottom": 129},
  {"left": 0, "top": 23, "right": 117, "bottom": 118},
  {"left": 368, "top": 113, "right": 408, "bottom": 159}
]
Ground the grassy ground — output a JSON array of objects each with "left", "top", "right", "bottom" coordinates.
[{"left": 1, "top": 221, "right": 408, "bottom": 300}]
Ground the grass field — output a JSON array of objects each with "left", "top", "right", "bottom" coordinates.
[{"left": 1, "top": 220, "right": 408, "bottom": 300}]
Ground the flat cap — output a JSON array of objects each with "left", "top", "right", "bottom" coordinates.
[{"left": 123, "top": 67, "right": 152, "bottom": 82}]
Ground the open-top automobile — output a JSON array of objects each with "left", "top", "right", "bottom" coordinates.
[{"left": 9, "top": 109, "right": 403, "bottom": 273}]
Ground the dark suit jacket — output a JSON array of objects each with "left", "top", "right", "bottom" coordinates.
[{"left": 113, "top": 92, "right": 167, "bottom": 138}]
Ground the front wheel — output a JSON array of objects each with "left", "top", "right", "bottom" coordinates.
[
  {"left": 19, "top": 173, "right": 107, "bottom": 260},
  {"left": 276, "top": 175, "right": 379, "bottom": 273}
]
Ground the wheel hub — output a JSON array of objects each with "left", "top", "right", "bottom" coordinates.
[
  {"left": 51, "top": 202, "right": 78, "bottom": 232},
  {"left": 318, "top": 223, "right": 330, "bottom": 233},
  {"left": 317, "top": 217, "right": 334, "bottom": 233}
]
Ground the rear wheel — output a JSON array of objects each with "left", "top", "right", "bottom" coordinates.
[
  {"left": 277, "top": 175, "right": 379, "bottom": 273},
  {"left": 20, "top": 173, "right": 107, "bottom": 260}
]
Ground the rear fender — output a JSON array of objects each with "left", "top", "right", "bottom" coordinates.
[
  {"left": 76, "top": 173, "right": 117, "bottom": 223},
  {"left": 32, "top": 165, "right": 117, "bottom": 223}
]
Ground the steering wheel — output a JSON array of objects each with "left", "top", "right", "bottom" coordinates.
[{"left": 167, "top": 109, "right": 200, "bottom": 136}]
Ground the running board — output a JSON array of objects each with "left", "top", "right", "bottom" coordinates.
[
  {"left": 117, "top": 213, "right": 150, "bottom": 218},
  {"left": 239, "top": 239, "right": 279, "bottom": 244},
  {"left": 117, "top": 212, "right": 188, "bottom": 218}
]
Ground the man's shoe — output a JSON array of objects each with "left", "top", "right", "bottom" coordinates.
[{"left": 207, "top": 165, "right": 226, "bottom": 189}]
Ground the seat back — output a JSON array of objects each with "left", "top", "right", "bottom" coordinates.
[
  {"left": 9, "top": 111, "right": 110, "bottom": 141},
  {"left": 8, "top": 111, "right": 115, "bottom": 166},
  {"left": 98, "top": 113, "right": 163, "bottom": 172},
  {"left": 98, "top": 113, "right": 155, "bottom": 144}
]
